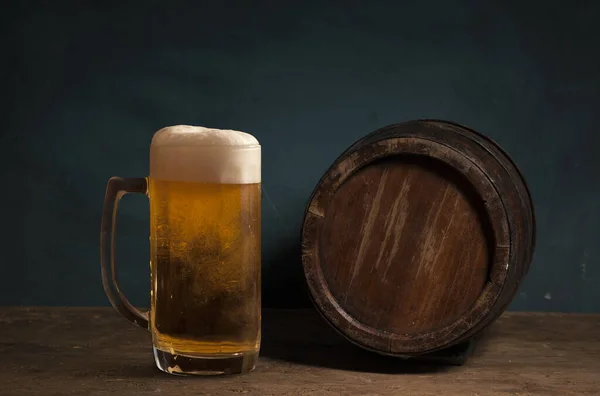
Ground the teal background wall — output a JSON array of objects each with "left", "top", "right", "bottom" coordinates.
[{"left": 1, "top": 0, "right": 599, "bottom": 311}]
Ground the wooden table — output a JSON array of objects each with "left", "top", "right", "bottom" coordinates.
[{"left": 0, "top": 308, "right": 598, "bottom": 395}]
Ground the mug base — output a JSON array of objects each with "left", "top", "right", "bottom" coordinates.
[{"left": 153, "top": 347, "right": 258, "bottom": 376}]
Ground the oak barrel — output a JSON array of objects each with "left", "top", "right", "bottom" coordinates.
[{"left": 301, "top": 120, "right": 535, "bottom": 356}]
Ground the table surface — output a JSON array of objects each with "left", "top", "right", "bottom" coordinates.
[{"left": 0, "top": 308, "right": 599, "bottom": 396}]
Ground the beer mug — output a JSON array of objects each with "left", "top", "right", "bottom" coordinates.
[{"left": 100, "top": 126, "right": 261, "bottom": 375}]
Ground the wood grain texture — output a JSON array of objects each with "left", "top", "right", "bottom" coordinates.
[
  {"left": 302, "top": 120, "right": 536, "bottom": 356},
  {"left": 321, "top": 156, "right": 490, "bottom": 334},
  {"left": 0, "top": 308, "right": 598, "bottom": 396}
]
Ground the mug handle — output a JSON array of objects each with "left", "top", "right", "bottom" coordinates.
[{"left": 100, "top": 177, "right": 149, "bottom": 329}]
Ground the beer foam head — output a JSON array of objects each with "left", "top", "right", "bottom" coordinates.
[{"left": 150, "top": 125, "right": 261, "bottom": 184}]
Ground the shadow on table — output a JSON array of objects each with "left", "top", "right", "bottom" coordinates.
[{"left": 260, "top": 308, "right": 462, "bottom": 374}]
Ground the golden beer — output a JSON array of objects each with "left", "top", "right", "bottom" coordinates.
[
  {"left": 149, "top": 180, "right": 261, "bottom": 362},
  {"left": 100, "top": 125, "right": 261, "bottom": 376}
]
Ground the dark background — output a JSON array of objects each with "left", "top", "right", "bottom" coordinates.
[{"left": 1, "top": 0, "right": 598, "bottom": 311}]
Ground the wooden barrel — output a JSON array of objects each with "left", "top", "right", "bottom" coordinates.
[{"left": 301, "top": 120, "right": 535, "bottom": 356}]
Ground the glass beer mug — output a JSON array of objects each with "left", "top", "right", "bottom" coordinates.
[{"left": 100, "top": 126, "right": 261, "bottom": 375}]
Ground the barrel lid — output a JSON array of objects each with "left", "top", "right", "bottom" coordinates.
[{"left": 301, "top": 120, "right": 516, "bottom": 355}]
